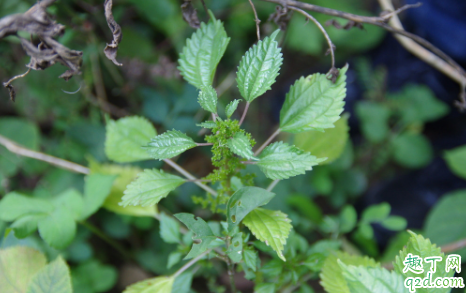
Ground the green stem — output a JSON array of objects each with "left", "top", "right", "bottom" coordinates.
[
  {"left": 226, "top": 237, "right": 237, "bottom": 293},
  {"left": 79, "top": 220, "right": 132, "bottom": 260}
]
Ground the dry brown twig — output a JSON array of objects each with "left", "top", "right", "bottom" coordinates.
[{"left": 247, "top": 0, "right": 261, "bottom": 41}]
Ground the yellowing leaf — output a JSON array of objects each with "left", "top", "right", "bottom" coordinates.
[
  {"left": 243, "top": 208, "right": 292, "bottom": 261},
  {"left": 123, "top": 276, "right": 174, "bottom": 293}
]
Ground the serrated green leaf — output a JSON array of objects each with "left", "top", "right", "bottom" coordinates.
[
  {"left": 38, "top": 208, "right": 76, "bottom": 249},
  {"left": 340, "top": 205, "right": 357, "bottom": 233},
  {"left": 361, "top": 202, "right": 390, "bottom": 223},
  {"left": 243, "top": 208, "right": 292, "bottom": 261},
  {"left": 444, "top": 145, "right": 466, "bottom": 180},
  {"left": 178, "top": 16, "right": 230, "bottom": 89},
  {"left": 394, "top": 231, "right": 454, "bottom": 293},
  {"left": 196, "top": 121, "right": 217, "bottom": 129},
  {"left": 0, "top": 192, "right": 54, "bottom": 222},
  {"left": 227, "top": 132, "right": 257, "bottom": 160},
  {"left": 280, "top": 65, "right": 348, "bottom": 133},
  {"left": 391, "top": 133, "right": 433, "bottom": 169},
  {"left": 257, "top": 141, "right": 325, "bottom": 180},
  {"left": 145, "top": 130, "right": 197, "bottom": 160},
  {"left": 105, "top": 116, "right": 157, "bottom": 163},
  {"left": 381, "top": 216, "right": 407, "bottom": 231},
  {"left": 320, "top": 251, "right": 379, "bottom": 293},
  {"left": 425, "top": 190, "right": 466, "bottom": 259},
  {"left": 339, "top": 262, "right": 409, "bottom": 293},
  {"left": 0, "top": 246, "right": 47, "bottom": 293},
  {"left": 356, "top": 101, "right": 391, "bottom": 143},
  {"left": 160, "top": 212, "right": 181, "bottom": 244},
  {"left": 26, "top": 256, "right": 72, "bottom": 293},
  {"left": 89, "top": 160, "right": 157, "bottom": 217},
  {"left": 243, "top": 248, "right": 258, "bottom": 272},
  {"left": 293, "top": 114, "right": 349, "bottom": 164},
  {"left": 236, "top": 30, "right": 283, "bottom": 102},
  {"left": 225, "top": 99, "right": 240, "bottom": 118},
  {"left": 124, "top": 276, "right": 175, "bottom": 293},
  {"left": 121, "top": 169, "right": 185, "bottom": 207},
  {"left": 174, "top": 213, "right": 217, "bottom": 259},
  {"left": 80, "top": 174, "right": 116, "bottom": 219},
  {"left": 227, "top": 186, "right": 275, "bottom": 229},
  {"left": 198, "top": 86, "right": 218, "bottom": 113},
  {"left": 227, "top": 232, "right": 243, "bottom": 263}
]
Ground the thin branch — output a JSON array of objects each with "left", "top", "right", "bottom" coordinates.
[
  {"left": 163, "top": 158, "right": 218, "bottom": 196},
  {"left": 254, "top": 128, "right": 281, "bottom": 156},
  {"left": 196, "top": 142, "right": 214, "bottom": 146},
  {"left": 263, "top": 0, "right": 466, "bottom": 86},
  {"left": 173, "top": 249, "right": 210, "bottom": 278},
  {"left": 239, "top": 101, "right": 250, "bottom": 126},
  {"left": 380, "top": 2, "right": 422, "bottom": 20},
  {"left": 248, "top": 0, "right": 261, "bottom": 41},
  {"left": 288, "top": 6, "right": 335, "bottom": 69},
  {"left": 0, "top": 134, "right": 90, "bottom": 174},
  {"left": 266, "top": 179, "right": 280, "bottom": 192},
  {"left": 441, "top": 238, "right": 466, "bottom": 254}
]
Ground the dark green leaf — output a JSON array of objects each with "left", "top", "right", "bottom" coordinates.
[
  {"left": 145, "top": 130, "right": 197, "bottom": 160},
  {"left": 391, "top": 133, "right": 433, "bottom": 168},
  {"left": 381, "top": 216, "right": 407, "bottom": 231},
  {"left": 227, "top": 232, "right": 243, "bottom": 263},
  {"left": 280, "top": 65, "right": 348, "bottom": 133},
  {"left": 361, "top": 202, "right": 390, "bottom": 223},
  {"left": 38, "top": 208, "right": 76, "bottom": 249},
  {"left": 174, "top": 213, "right": 217, "bottom": 259},
  {"left": 178, "top": 15, "right": 230, "bottom": 89},
  {"left": 236, "top": 30, "right": 283, "bottom": 102},
  {"left": 339, "top": 205, "right": 357, "bottom": 233},
  {"left": 243, "top": 248, "right": 258, "bottom": 272},
  {"left": 355, "top": 101, "right": 390, "bottom": 143},
  {"left": 227, "top": 132, "right": 256, "bottom": 160},
  {"left": 257, "top": 141, "right": 325, "bottom": 180},
  {"left": 81, "top": 174, "right": 116, "bottom": 219},
  {"left": 444, "top": 145, "right": 466, "bottom": 180},
  {"left": 121, "top": 169, "right": 185, "bottom": 207},
  {"left": 160, "top": 212, "right": 181, "bottom": 244},
  {"left": 0, "top": 192, "right": 53, "bottom": 222},
  {"left": 11, "top": 214, "right": 46, "bottom": 238},
  {"left": 167, "top": 252, "right": 183, "bottom": 269}
]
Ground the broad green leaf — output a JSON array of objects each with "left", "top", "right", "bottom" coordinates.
[
  {"left": 145, "top": 130, "right": 197, "bottom": 160},
  {"left": 243, "top": 208, "right": 292, "bottom": 261},
  {"left": 425, "top": 190, "right": 466, "bottom": 258},
  {"left": 320, "top": 251, "right": 379, "bottom": 293},
  {"left": 279, "top": 65, "right": 348, "bottom": 133},
  {"left": 196, "top": 121, "right": 217, "bottom": 129},
  {"left": 389, "top": 84, "right": 449, "bottom": 124},
  {"left": 225, "top": 99, "right": 240, "bottom": 118},
  {"left": 381, "top": 216, "right": 407, "bottom": 231},
  {"left": 394, "top": 231, "right": 454, "bottom": 293},
  {"left": 339, "top": 262, "right": 408, "bottom": 293},
  {"left": 361, "top": 202, "right": 390, "bottom": 223},
  {"left": 38, "top": 208, "right": 76, "bottom": 249},
  {"left": 26, "top": 256, "right": 72, "bottom": 293},
  {"left": 198, "top": 86, "right": 217, "bottom": 113},
  {"left": 174, "top": 213, "right": 217, "bottom": 259},
  {"left": 226, "top": 186, "right": 275, "bottom": 228},
  {"left": 89, "top": 160, "right": 157, "bottom": 217},
  {"left": 167, "top": 252, "right": 183, "bottom": 269},
  {"left": 293, "top": 114, "right": 349, "bottom": 164},
  {"left": 236, "top": 30, "right": 283, "bottom": 102},
  {"left": 124, "top": 276, "right": 175, "bottom": 293},
  {"left": 11, "top": 214, "right": 46, "bottom": 238},
  {"left": 52, "top": 189, "right": 84, "bottom": 221},
  {"left": 357, "top": 223, "right": 374, "bottom": 239},
  {"left": 0, "top": 192, "right": 53, "bottom": 222},
  {"left": 0, "top": 246, "right": 47, "bottom": 293},
  {"left": 71, "top": 260, "right": 117, "bottom": 293},
  {"left": 339, "top": 205, "right": 357, "bottom": 233},
  {"left": 178, "top": 15, "right": 230, "bottom": 89},
  {"left": 257, "top": 141, "right": 325, "bottom": 180},
  {"left": 227, "top": 132, "right": 256, "bottom": 160},
  {"left": 287, "top": 194, "right": 323, "bottom": 224},
  {"left": 243, "top": 248, "right": 258, "bottom": 272},
  {"left": 80, "top": 174, "right": 116, "bottom": 219},
  {"left": 105, "top": 116, "right": 157, "bottom": 163},
  {"left": 171, "top": 272, "right": 193, "bottom": 293},
  {"left": 391, "top": 133, "right": 433, "bottom": 168},
  {"left": 227, "top": 232, "right": 243, "bottom": 263},
  {"left": 121, "top": 169, "right": 185, "bottom": 207},
  {"left": 160, "top": 212, "right": 181, "bottom": 244},
  {"left": 444, "top": 145, "right": 466, "bottom": 180},
  {"left": 254, "top": 283, "right": 275, "bottom": 293},
  {"left": 355, "top": 101, "right": 391, "bottom": 143}
]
